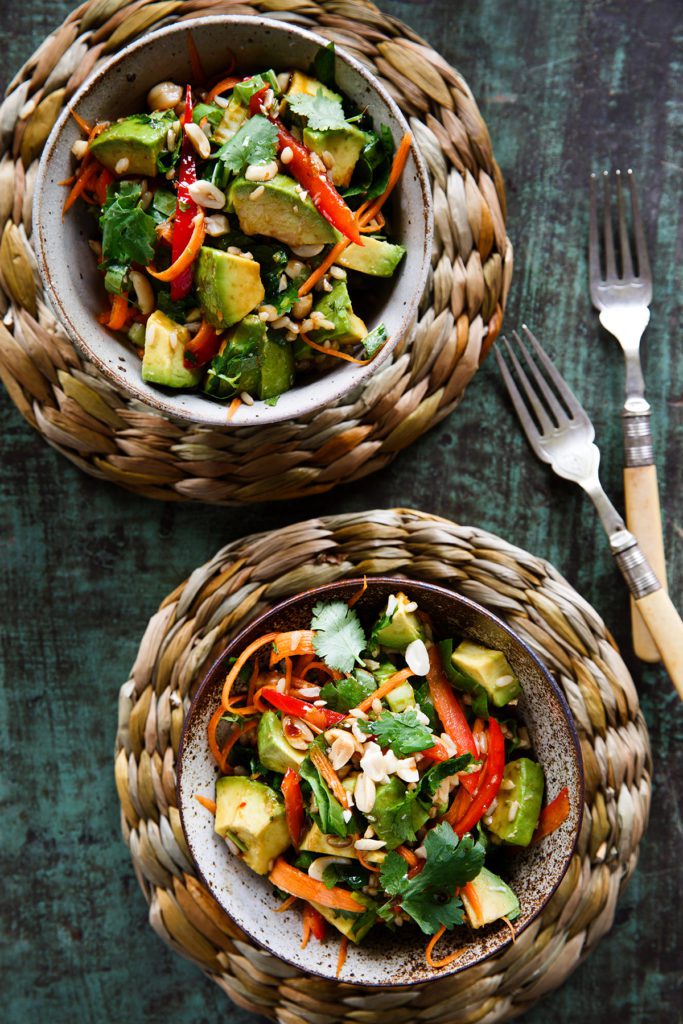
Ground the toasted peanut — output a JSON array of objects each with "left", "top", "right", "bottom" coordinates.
[
  {"left": 245, "top": 160, "right": 279, "bottom": 182},
  {"left": 187, "top": 180, "right": 226, "bottom": 210},
  {"left": 129, "top": 271, "right": 155, "bottom": 316},
  {"left": 147, "top": 81, "right": 183, "bottom": 112},
  {"left": 184, "top": 121, "right": 211, "bottom": 159}
]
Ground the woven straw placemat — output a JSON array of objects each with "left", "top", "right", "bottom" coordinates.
[
  {"left": 115, "top": 508, "right": 651, "bottom": 1022},
  {"left": 0, "top": 0, "right": 512, "bottom": 505}
]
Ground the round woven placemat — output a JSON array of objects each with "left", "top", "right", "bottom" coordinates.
[
  {"left": 0, "top": 0, "right": 512, "bottom": 505},
  {"left": 115, "top": 508, "right": 651, "bottom": 1022}
]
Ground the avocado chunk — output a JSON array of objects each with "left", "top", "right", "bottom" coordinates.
[
  {"left": 370, "top": 776, "right": 429, "bottom": 850},
  {"left": 257, "top": 711, "right": 305, "bottom": 773},
  {"left": 90, "top": 112, "right": 173, "bottom": 177},
  {"left": 230, "top": 174, "right": 337, "bottom": 248},
  {"left": 141, "top": 311, "right": 202, "bottom": 389},
  {"left": 311, "top": 896, "right": 376, "bottom": 943},
  {"left": 213, "top": 95, "right": 249, "bottom": 145},
  {"left": 303, "top": 124, "right": 369, "bottom": 187},
  {"left": 487, "top": 758, "right": 544, "bottom": 846},
  {"left": 373, "top": 592, "right": 425, "bottom": 653},
  {"left": 285, "top": 72, "right": 342, "bottom": 118},
  {"left": 215, "top": 776, "right": 290, "bottom": 874},
  {"left": 300, "top": 823, "right": 385, "bottom": 864},
  {"left": 451, "top": 641, "right": 521, "bottom": 707},
  {"left": 194, "top": 247, "right": 265, "bottom": 329},
  {"left": 204, "top": 315, "right": 294, "bottom": 401},
  {"left": 385, "top": 681, "right": 416, "bottom": 713},
  {"left": 308, "top": 280, "right": 367, "bottom": 348},
  {"left": 462, "top": 867, "right": 520, "bottom": 928},
  {"left": 336, "top": 236, "right": 407, "bottom": 278}
]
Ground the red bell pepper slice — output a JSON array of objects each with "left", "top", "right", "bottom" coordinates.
[
  {"left": 184, "top": 321, "right": 222, "bottom": 368},
  {"left": 532, "top": 787, "right": 570, "bottom": 843},
  {"left": 281, "top": 768, "right": 305, "bottom": 850},
  {"left": 248, "top": 85, "right": 270, "bottom": 117},
  {"left": 261, "top": 688, "right": 346, "bottom": 730},
  {"left": 171, "top": 85, "right": 199, "bottom": 301},
  {"left": 419, "top": 739, "right": 451, "bottom": 763},
  {"left": 426, "top": 646, "right": 480, "bottom": 793},
  {"left": 303, "top": 902, "right": 326, "bottom": 942},
  {"left": 450, "top": 717, "right": 505, "bottom": 837}
]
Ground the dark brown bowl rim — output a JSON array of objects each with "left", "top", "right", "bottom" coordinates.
[{"left": 177, "top": 576, "right": 585, "bottom": 986}]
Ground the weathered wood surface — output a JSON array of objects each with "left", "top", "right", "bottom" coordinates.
[{"left": 1, "top": 1, "right": 681, "bottom": 1021}]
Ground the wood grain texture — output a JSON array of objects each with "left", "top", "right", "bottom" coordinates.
[
  {"left": 625, "top": 463, "right": 668, "bottom": 661},
  {"left": 0, "top": 1, "right": 681, "bottom": 1023}
]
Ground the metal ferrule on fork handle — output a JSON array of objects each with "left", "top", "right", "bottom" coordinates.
[
  {"left": 610, "top": 529, "right": 661, "bottom": 600},
  {"left": 622, "top": 397, "right": 654, "bottom": 467}
]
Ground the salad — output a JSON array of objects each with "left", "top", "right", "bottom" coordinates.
[
  {"left": 198, "top": 586, "right": 571, "bottom": 971},
  {"left": 63, "top": 43, "right": 411, "bottom": 416}
]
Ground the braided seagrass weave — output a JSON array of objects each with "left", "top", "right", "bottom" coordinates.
[
  {"left": 0, "top": 0, "right": 511, "bottom": 504},
  {"left": 115, "top": 509, "right": 651, "bottom": 1021}
]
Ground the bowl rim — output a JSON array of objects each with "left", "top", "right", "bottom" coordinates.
[
  {"left": 177, "top": 575, "right": 585, "bottom": 986},
  {"left": 32, "top": 14, "right": 434, "bottom": 428}
]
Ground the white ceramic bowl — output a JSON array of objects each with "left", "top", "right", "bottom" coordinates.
[{"left": 33, "top": 16, "right": 433, "bottom": 427}]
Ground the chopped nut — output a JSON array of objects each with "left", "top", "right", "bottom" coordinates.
[
  {"left": 245, "top": 160, "right": 279, "bottom": 182},
  {"left": 184, "top": 121, "right": 211, "bottom": 159}
]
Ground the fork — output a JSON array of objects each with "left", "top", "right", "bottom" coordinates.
[
  {"left": 495, "top": 326, "right": 683, "bottom": 698},
  {"left": 589, "top": 169, "right": 667, "bottom": 662}
]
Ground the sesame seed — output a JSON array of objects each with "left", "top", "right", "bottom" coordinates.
[{"left": 507, "top": 800, "right": 519, "bottom": 822}]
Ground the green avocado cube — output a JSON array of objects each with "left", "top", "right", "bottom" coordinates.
[
  {"left": 303, "top": 124, "right": 369, "bottom": 187},
  {"left": 372, "top": 592, "right": 424, "bottom": 652},
  {"left": 308, "top": 280, "right": 367, "bottom": 348},
  {"left": 195, "top": 247, "right": 265, "bottom": 329},
  {"left": 385, "top": 681, "right": 416, "bottom": 713},
  {"left": 451, "top": 640, "right": 521, "bottom": 707},
  {"left": 230, "top": 174, "right": 337, "bottom": 248},
  {"left": 89, "top": 112, "right": 174, "bottom": 177},
  {"left": 370, "top": 776, "right": 429, "bottom": 850},
  {"left": 257, "top": 711, "right": 305, "bottom": 773},
  {"left": 214, "top": 776, "right": 290, "bottom": 874},
  {"left": 141, "top": 311, "right": 202, "bottom": 389},
  {"left": 336, "top": 236, "right": 406, "bottom": 278},
  {"left": 462, "top": 866, "right": 520, "bottom": 927},
  {"left": 203, "top": 315, "right": 294, "bottom": 402},
  {"left": 487, "top": 758, "right": 544, "bottom": 846}
]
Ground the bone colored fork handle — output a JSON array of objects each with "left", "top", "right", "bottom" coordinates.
[{"left": 622, "top": 406, "right": 668, "bottom": 661}]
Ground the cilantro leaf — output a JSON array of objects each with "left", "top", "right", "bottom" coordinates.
[
  {"left": 287, "top": 89, "right": 347, "bottom": 130},
  {"left": 214, "top": 114, "right": 279, "bottom": 180},
  {"left": 310, "top": 42, "right": 336, "bottom": 90},
  {"left": 319, "top": 670, "right": 376, "bottom": 713},
  {"left": 414, "top": 681, "right": 439, "bottom": 732},
  {"left": 370, "top": 775, "right": 429, "bottom": 849},
  {"left": 341, "top": 125, "right": 395, "bottom": 206},
  {"left": 99, "top": 182, "right": 157, "bottom": 269},
  {"left": 299, "top": 747, "right": 349, "bottom": 837},
  {"left": 360, "top": 707, "right": 435, "bottom": 757},
  {"left": 417, "top": 755, "right": 473, "bottom": 802},
  {"left": 378, "top": 823, "right": 485, "bottom": 935},
  {"left": 311, "top": 600, "right": 366, "bottom": 674},
  {"left": 362, "top": 323, "right": 388, "bottom": 359}
]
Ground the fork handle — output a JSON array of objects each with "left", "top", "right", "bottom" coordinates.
[
  {"left": 611, "top": 534, "right": 683, "bottom": 698},
  {"left": 624, "top": 463, "right": 668, "bottom": 662}
]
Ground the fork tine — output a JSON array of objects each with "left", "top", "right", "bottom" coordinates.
[
  {"left": 494, "top": 346, "right": 549, "bottom": 463},
  {"left": 627, "top": 169, "right": 651, "bottom": 283},
  {"left": 602, "top": 172, "right": 617, "bottom": 280},
  {"left": 521, "top": 325, "right": 590, "bottom": 424},
  {"left": 588, "top": 174, "right": 601, "bottom": 284},
  {"left": 514, "top": 330, "right": 568, "bottom": 425},
  {"left": 503, "top": 334, "right": 555, "bottom": 434},
  {"left": 615, "top": 170, "right": 634, "bottom": 278}
]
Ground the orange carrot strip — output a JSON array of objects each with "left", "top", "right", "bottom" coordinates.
[
  {"left": 336, "top": 936, "right": 349, "bottom": 977},
  {"left": 269, "top": 630, "right": 316, "bottom": 666},
  {"left": 275, "top": 895, "right": 298, "bottom": 913},
  {"left": 396, "top": 845, "right": 418, "bottom": 868},
  {"left": 70, "top": 107, "right": 92, "bottom": 134},
  {"left": 297, "top": 240, "right": 349, "bottom": 297},
  {"left": 146, "top": 211, "right": 205, "bottom": 282},
  {"left": 247, "top": 658, "right": 260, "bottom": 704},
  {"left": 106, "top": 293, "right": 130, "bottom": 331},
  {"left": 226, "top": 397, "right": 242, "bottom": 421},
  {"left": 462, "top": 880, "right": 482, "bottom": 924},
  {"left": 353, "top": 667, "right": 414, "bottom": 715},
  {"left": 208, "top": 703, "right": 228, "bottom": 771},
  {"left": 298, "top": 660, "right": 341, "bottom": 681},
  {"left": 299, "top": 330, "right": 373, "bottom": 365},
  {"left": 309, "top": 745, "right": 348, "bottom": 808},
  {"left": 220, "top": 717, "right": 257, "bottom": 767},
  {"left": 269, "top": 859, "right": 365, "bottom": 914},
  {"left": 355, "top": 845, "right": 381, "bottom": 874},
  {"left": 221, "top": 632, "right": 279, "bottom": 708},
  {"left": 207, "top": 75, "right": 241, "bottom": 103},
  {"left": 358, "top": 133, "right": 412, "bottom": 227},
  {"left": 347, "top": 576, "right": 367, "bottom": 609},
  {"left": 62, "top": 161, "right": 98, "bottom": 216},
  {"left": 300, "top": 914, "right": 311, "bottom": 950},
  {"left": 425, "top": 922, "right": 464, "bottom": 969},
  {"left": 284, "top": 656, "right": 293, "bottom": 693},
  {"left": 194, "top": 794, "right": 217, "bottom": 815}
]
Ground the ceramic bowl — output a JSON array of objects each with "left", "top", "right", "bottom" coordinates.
[
  {"left": 177, "top": 577, "right": 584, "bottom": 985},
  {"left": 33, "top": 16, "right": 433, "bottom": 427}
]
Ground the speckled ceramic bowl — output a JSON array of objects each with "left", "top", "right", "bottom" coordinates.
[
  {"left": 33, "top": 16, "right": 432, "bottom": 427},
  {"left": 177, "top": 577, "right": 583, "bottom": 985}
]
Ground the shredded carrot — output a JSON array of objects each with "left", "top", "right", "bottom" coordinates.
[
  {"left": 501, "top": 916, "right": 516, "bottom": 943},
  {"left": 298, "top": 660, "right": 341, "bottom": 681},
  {"left": 269, "top": 858, "right": 365, "bottom": 913},
  {"left": 397, "top": 845, "right": 418, "bottom": 868},
  {"left": 223, "top": 702, "right": 258, "bottom": 717},
  {"left": 62, "top": 161, "right": 98, "bottom": 216},
  {"left": 247, "top": 658, "right": 260, "bottom": 705},
  {"left": 355, "top": 845, "right": 381, "bottom": 874},
  {"left": 336, "top": 936, "right": 349, "bottom": 976},
  {"left": 309, "top": 745, "right": 348, "bottom": 807},
  {"left": 300, "top": 915, "right": 311, "bottom": 949},
  {"left": 208, "top": 702, "right": 228, "bottom": 771},
  {"left": 103, "top": 293, "right": 130, "bottom": 331},
  {"left": 147, "top": 211, "right": 205, "bottom": 282},
  {"left": 462, "top": 881, "right": 483, "bottom": 924},
  {"left": 221, "top": 632, "right": 279, "bottom": 708},
  {"left": 425, "top": 925, "right": 464, "bottom": 969},
  {"left": 284, "top": 656, "right": 293, "bottom": 693},
  {"left": 297, "top": 240, "right": 349, "bottom": 297},
  {"left": 187, "top": 32, "right": 207, "bottom": 85},
  {"left": 194, "top": 794, "right": 217, "bottom": 815},
  {"left": 269, "top": 630, "right": 316, "bottom": 666},
  {"left": 294, "top": 652, "right": 317, "bottom": 676},
  {"left": 347, "top": 576, "right": 367, "bottom": 609},
  {"left": 70, "top": 107, "right": 92, "bottom": 135},
  {"left": 220, "top": 717, "right": 257, "bottom": 768},
  {"left": 275, "top": 895, "right": 297, "bottom": 913},
  {"left": 359, "top": 212, "right": 385, "bottom": 233},
  {"left": 353, "top": 667, "right": 414, "bottom": 714},
  {"left": 299, "top": 329, "right": 373, "bottom": 365},
  {"left": 207, "top": 75, "right": 241, "bottom": 103},
  {"left": 226, "top": 397, "right": 242, "bottom": 421}
]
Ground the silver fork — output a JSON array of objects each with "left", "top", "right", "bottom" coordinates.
[
  {"left": 589, "top": 169, "right": 667, "bottom": 662},
  {"left": 495, "top": 326, "right": 683, "bottom": 698}
]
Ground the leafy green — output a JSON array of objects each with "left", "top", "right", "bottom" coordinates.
[
  {"left": 322, "top": 862, "right": 368, "bottom": 891},
  {"left": 310, "top": 42, "right": 336, "bottom": 90},
  {"left": 319, "top": 671, "right": 376, "bottom": 713},
  {"left": 233, "top": 70, "right": 280, "bottom": 106},
  {"left": 99, "top": 182, "right": 157, "bottom": 269},
  {"left": 439, "top": 639, "right": 489, "bottom": 719},
  {"left": 156, "top": 288, "right": 197, "bottom": 322},
  {"left": 370, "top": 776, "right": 429, "bottom": 850},
  {"left": 214, "top": 114, "right": 279, "bottom": 182},
  {"left": 362, "top": 323, "right": 388, "bottom": 359},
  {"left": 342, "top": 125, "right": 395, "bottom": 206},
  {"left": 193, "top": 102, "right": 224, "bottom": 128},
  {"left": 287, "top": 89, "right": 347, "bottom": 130},
  {"left": 151, "top": 189, "right": 177, "bottom": 222},
  {"left": 261, "top": 248, "right": 302, "bottom": 315},
  {"left": 414, "top": 681, "right": 439, "bottom": 732},
  {"left": 360, "top": 708, "right": 435, "bottom": 757},
  {"left": 311, "top": 600, "right": 366, "bottom": 674},
  {"left": 370, "top": 609, "right": 393, "bottom": 645},
  {"left": 293, "top": 851, "right": 317, "bottom": 871},
  {"left": 299, "top": 747, "right": 349, "bottom": 837},
  {"left": 379, "top": 823, "right": 485, "bottom": 935},
  {"left": 417, "top": 755, "right": 473, "bottom": 802},
  {"left": 103, "top": 262, "right": 129, "bottom": 295}
]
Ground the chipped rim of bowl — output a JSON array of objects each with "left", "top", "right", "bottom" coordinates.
[
  {"left": 177, "top": 576, "right": 585, "bottom": 986},
  {"left": 33, "top": 15, "right": 433, "bottom": 428}
]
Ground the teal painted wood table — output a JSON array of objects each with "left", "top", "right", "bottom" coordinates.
[{"left": 1, "top": 1, "right": 681, "bottom": 1021}]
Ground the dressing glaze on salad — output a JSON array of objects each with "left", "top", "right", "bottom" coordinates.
[
  {"left": 63, "top": 43, "right": 411, "bottom": 416},
  {"left": 198, "top": 585, "right": 571, "bottom": 971}
]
